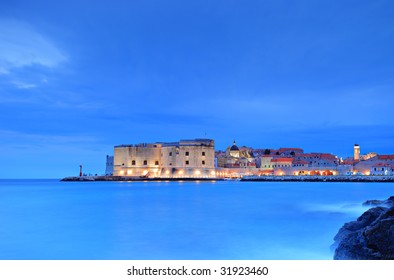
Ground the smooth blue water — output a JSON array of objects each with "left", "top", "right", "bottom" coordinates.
[{"left": 0, "top": 179, "right": 393, "bottom": 260}]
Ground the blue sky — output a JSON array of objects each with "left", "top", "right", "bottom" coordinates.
[{"left": 1, "top": 0, "right": 393, "bottom": 178}]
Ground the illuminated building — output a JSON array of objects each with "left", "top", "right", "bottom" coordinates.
[
  {"left": 354, "top": 144, "right": 360, "bottom": 162},
  {"left": 113, "top": 139, "right": 215, "bottom": 178},
  {"left": 217, "top": 141, "right": 256, "bottom": 168}
]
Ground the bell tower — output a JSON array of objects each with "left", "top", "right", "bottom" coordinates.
[{"left": 354, "top": 144, "right": 360, "bottom": 161}]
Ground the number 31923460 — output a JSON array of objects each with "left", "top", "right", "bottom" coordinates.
[{"left": 220, "top": 266, "right": 268, "bottom": 276}]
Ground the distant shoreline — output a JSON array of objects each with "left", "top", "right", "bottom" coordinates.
[
  {"left": 241, "top": 175, "right": 394, "bottom": 183},
  {"left": 60, "top": 175, "right": 394, "bottom": 182}
]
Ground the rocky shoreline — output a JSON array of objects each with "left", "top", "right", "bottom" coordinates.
[{"left": 333, "top": 196, "right": 394, "bottom": 260}]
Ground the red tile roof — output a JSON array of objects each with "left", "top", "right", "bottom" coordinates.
[
  {"left": 320, "top": 154, "right": 336, "bottom": 160},
  {"left": 378, "top": 155, "right": 394, "bottom": 160},
  {"left": 297, "top": 153, "right": 318, "bottom": 157},
  {"left": 372, "top": 163, "right": 393, "bottom": 167}
]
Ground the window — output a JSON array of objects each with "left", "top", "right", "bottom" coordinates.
[
  {"left": 169, "top": 163, "right": 172, "bottom": 166},
  {"left": 202, "top": 152, "right": 205, "bottom": 156},
  {"left": 185, "top": 151, "right": 189, "bottom": 156},
  {"left": 202, "top": 160, "right": 205, "bottom": 165},
  {"left": 131, "top": 160, "right": 136, "bottom": 166},
  {"left": 186, "top": 160, "right": 189, "bottom": 165},
  {"left": 155, "top": 161, "right": 159, "bottom": 165},
  {"left": 143, "top": 160, "right": 147, "bottom": 165},
  {"left": 169, "top": 152, "right": 172, "bottom": 156}
]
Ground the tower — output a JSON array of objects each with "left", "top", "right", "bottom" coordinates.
[
  {"left": 354, "top": 144, "right": 360, "bottom": 161},
  {"left": 79, "top": 165, "right": 83, "bottom": 177}
]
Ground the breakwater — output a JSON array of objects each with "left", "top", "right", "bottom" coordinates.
[
  {"left": 60, "top": 176, "right": 222, "bottom": 182},
  {"left": 61, "top": 175, "right": 394, "bottom": 182},
  {"left": 241, "top": 175, "right": 394, "bottom": 182}
]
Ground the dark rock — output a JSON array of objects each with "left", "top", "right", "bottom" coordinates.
[
  {"left": 362, "top": 200, "right": 384, "bottom": 206},
  {"left": 333, "top": 198, "right": 394, "bottom": 260},
  {"left": 362, "top": 197, "right": 394, "bottom": 208}
]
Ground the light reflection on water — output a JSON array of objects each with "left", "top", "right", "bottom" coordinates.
[{"left": 0, "top": 179, "right": 392, "bottom": 260}]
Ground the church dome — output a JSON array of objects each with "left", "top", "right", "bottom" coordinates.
[{"left": 230, "top": 141, "right": 239, "bottom": 151}]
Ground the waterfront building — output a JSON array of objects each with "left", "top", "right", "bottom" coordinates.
[
  {"left": 113, "top": 139, "right": 215, "bottom": 178},
  {"left": 259, "top": 155, "right": 274, "bottom": 171},
  {"left": 160, "top": 139, "right": 216, "bottom": 178},
  {"left": 271, "top": 157, "right": 293, "bottom": 175},
  {"left": 354, "top": 154, "right": 394, "bottom": 175},
  {"left": 370, "top": 163, "right": 393, "bottom": 176},
  {"left": 291, "top": 159, "right": 309, "bottom": 175},
  {"left": 214, "top": 141, "right": 258, "bottom": 178},
  {"left": 294, "top": 153, "right": 338, "bottom": 168},
  {"left": 217, "top": 141, "right": 256, "bottom": 168},
  {"left": 113, "top": 143, "right": 162, "bottom": 177},
  {"left": 109, "top": 140, "right": 393, "bottom": 179}
]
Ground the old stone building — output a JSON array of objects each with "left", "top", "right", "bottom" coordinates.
[
  {"left": 113, "top": 143, "right": 162, "bottom": 177},
  {"left": 113, "top": 139, "right": 215, "bottom": 178},
  {"left": 160, "top": 139, "right": 216, "bottom": 178},
  {"left": 217, "top": 141, "right": 256, "bottom": 168}
]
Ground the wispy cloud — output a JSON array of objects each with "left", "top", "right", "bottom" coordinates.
[
  {"left": 0, "top": 19, "right": 66, "bottom": 70},
  {"left": 0, "top": 129, "right": 100, "bottom": 149},
  {"left": 0, "top": 18, "right": 67, "bottom": 89},
  {"left": 10, "top": 80, "right": 37, "bottom": 89}
]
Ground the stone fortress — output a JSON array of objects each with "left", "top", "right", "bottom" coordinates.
[
  {"left": 106, "top": 139, "right": 394, "bottom": 179},
  {"left": 113, "top": 139, "right": 215, "bottom": 178}
]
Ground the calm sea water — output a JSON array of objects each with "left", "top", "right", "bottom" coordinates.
[{"left": 0, "top": 179, "right": 393, "bottom": 260}]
